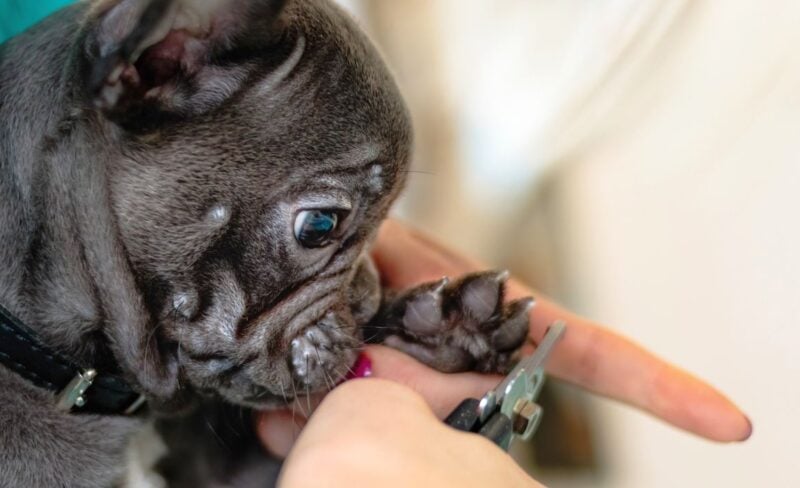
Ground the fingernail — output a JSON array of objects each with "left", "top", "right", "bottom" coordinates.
[
  {"left": 345, "top": 353, "right": 373, "bottom": 380},
  {"left": 739, "top": 415, "right": 753, "bottom": 441}
]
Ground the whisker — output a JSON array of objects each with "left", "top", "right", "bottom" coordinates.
[
  {"left": 341, "top": 360, "right": 357, "bottom": 379},
  {"left": 332, "top": 345, "right": 367, "bottom": 353},
  {"left": 176, "top": 341, "right": 184, "bottom": 365},
  {"left": 142, "top": 321, "right": 165, "bottom": 371},
  {"left": 314, "top": 348, "right": 333, "bottom": 391},
  {"left": 204, "top": 411, "right": 230, "bottom": 453},
  {"left": 304, "top": 356, "right": 312, "bottom": 414},
  {"left": 279, "top": 381, "right": 289, "bottom": 404},
  {"left": 325, "top": 359, "right": 341, "bottom": 389},
  {"left": 363, "top": 333, "right": 384, "bottom": 343},
  {"left": 331, "top": 363, "right": 349, "bottom": 385},
  {"left": 290, "top": 379, "right": 307, "bottom": 419},
  {"left": 237, "top": 406, "right": 245, "bottom": 433}
]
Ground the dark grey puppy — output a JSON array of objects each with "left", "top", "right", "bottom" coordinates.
[{"left": 0, "top": 0, "right": 532, "bottom": 486}]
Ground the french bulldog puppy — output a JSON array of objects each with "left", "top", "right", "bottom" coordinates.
[{"left": 0, "top": 0, "right": 532, "bottom": 486}]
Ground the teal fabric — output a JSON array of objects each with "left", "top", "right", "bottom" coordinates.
[{"left": 0, "top": 0, "right": 75, "bottom": 44}]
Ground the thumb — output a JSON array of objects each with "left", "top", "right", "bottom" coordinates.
[{"left": 256, "top": 345, "right": 503, "bottom": 457}]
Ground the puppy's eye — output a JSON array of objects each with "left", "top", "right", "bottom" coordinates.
[{"left": 294, "top": 209, "right": 345, "bottom": 248}]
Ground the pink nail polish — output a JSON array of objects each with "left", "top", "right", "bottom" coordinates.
[{"left": 345, "top": 353, "right": 373, "bottom": 380}]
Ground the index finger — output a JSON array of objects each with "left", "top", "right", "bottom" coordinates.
[{"left": 372, "top": 219, "right": 752, "bottom": 442}]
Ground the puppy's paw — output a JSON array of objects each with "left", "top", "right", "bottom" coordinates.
[{"left": 369, "top": 271, "right": 532, "bottom": 374}]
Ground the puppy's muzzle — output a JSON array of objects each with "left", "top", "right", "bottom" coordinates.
[{"left": 167, "top": 252, "right": 368, "bottom": 407}]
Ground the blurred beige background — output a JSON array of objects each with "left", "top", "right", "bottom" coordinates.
[{"left": 340, "top": 1, "right": 798, "bottom": 486}]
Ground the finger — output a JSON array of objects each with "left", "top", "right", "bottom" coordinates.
[
  {"left": 372, "top": 219, "right": 752, "bottom": 442},
  {"left": 362, "top": 345, "right": 501, "bottom": 418},
  {"left": 514, "top": 294, "right": 752, "bottom": 443},
  {"left": 256, "top": 393, "right": 324, "bottom": 458},
  {"left": 256, "top": 409, "right": 307, "bottom": 459}
]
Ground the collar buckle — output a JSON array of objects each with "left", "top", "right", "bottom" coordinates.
[
  {"left": 123, "top": 394, "right": 147, "bottom": 415},
  {"left": 56, "top": 368, "right": 97, "bottom": 411}
]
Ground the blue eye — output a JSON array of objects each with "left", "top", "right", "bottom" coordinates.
[{"left": 294, "top": 209, "right": 343, "bottom": 248}]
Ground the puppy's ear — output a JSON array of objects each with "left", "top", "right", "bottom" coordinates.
[{"left": 80, "top": 0, "right": 288, "bottom": 130}]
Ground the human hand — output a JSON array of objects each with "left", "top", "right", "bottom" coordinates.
[
  {"left": 277, "top": 378, "right": 542, "bottom": 488},
  {"left": 258, "top": 219, "right": 751, "bottom": 457}
]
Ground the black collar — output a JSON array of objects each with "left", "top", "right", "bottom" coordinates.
[{"left": 0, "top": 303, "right": 146, "bottom": 415}]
